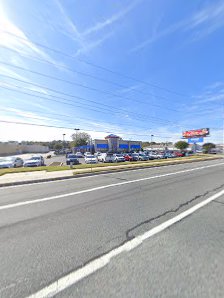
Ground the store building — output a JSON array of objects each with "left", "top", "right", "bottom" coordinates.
[
  {"left": 75, "top": 134, "right": 142, "bottom": 153},
  {"left": 93, "top": 134, "right": 141, "bottom": 152}
]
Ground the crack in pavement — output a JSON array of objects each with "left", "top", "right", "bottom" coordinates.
[
  {"left": 126, "top": 183, "right": 224, "bottom": 239},
  {"left": 213, "top": 200, "right": 224, "bottom": 206}
]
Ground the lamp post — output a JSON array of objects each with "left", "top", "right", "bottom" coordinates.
[
  {"left": 74, "top": 128, "right": 80, "bottom": 153},
  {"left": 62, "top": 133, "right": 66, "bottom": 152},
  {"left": 150, "top": 134, "right": 154, "bottom": 150}
]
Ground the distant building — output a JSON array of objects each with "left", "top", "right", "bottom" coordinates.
[
  {"left": 0, "top": 142, "right": 49, "bottom": 156},
  {"left": 75, "top": 134, "right": 142, "bottom": 153}
]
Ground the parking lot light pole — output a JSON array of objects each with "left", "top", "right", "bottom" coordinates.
[
  {"left": 74, "top": 128, "right": 80, "bottom": 153},
  {"left": 63, "top": 133, "right": 66, "bottom": 152},
  {"left": 151, "top": 134, "right": 154, "bottom": 150}
]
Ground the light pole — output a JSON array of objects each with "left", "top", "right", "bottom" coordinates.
[
  {"left": 151, "top": 134, "right": 154, "bottom": 150},
  {"left": 62, "top": 133, "right": 66, "bottom": 152},
  {"left": 74, "top": 128, "right": 80, "bottom": 153}
]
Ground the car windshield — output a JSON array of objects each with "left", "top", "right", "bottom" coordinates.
[
  {"left": 86, "top": 155, "right": 95, "bottom": 158},
  {"left": 0, "top": 157, "right": 14, "bottom": 162},
  {"left": 30, "top": 157, "right": 41, "bottom": 160},
  {"left": 132, "top": 154, "right": 138, "bottom": 156},
  {"left": 116, "top": 154, "right": 123, "bottom": 157},
  {"left": 67, "top": 155, "right": 76, "bottom": 158}
]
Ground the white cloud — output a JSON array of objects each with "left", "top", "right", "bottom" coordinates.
[
  {"left": 0, "top": 65, "right": 29, "bottom": 81},
  {"left": 131, "top": 1, "right": 224, "bottom": 52},
  {"left": 0, "top": 2, "right": 57, "bottom": 64},
  {"left": 193, "top": 82, "right": 224, "bottom": 104},
  {"left": 74, "top": 31, "right": 114, "bottom": 56},
  {"left": 83, "top": 0, "right": 142, "bottom": 36}
]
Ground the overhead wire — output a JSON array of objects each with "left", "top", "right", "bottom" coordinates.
[
  {"left": 0, "top": 74, "right": 182, "bottom": 127},
  {"left": 0, "top": 30, "right": 186, "bottom": 98},
  {"left": 0, "top": 60, "right": 181, "bottom": 113}
]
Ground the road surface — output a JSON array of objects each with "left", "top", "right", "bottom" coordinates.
[{"left": 0, "top": 159, "right": 223, "bottom": 297}]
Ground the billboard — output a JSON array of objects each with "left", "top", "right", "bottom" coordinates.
[{"left": 182, "top": 128, "right": 209, "bottom": 139}]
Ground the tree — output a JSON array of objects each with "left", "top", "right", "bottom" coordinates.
[
  {"left": 202, "top": 142, "right": 216, "bottom": 153},
  {"left": 174, "top": 141, "right": 189, "bottom": 151},
  {"left": 54, "top": 143, "right": 63, "bottom": 150},
  {"left": 71, "top": 132, "right": 91, "bottom": 147}
]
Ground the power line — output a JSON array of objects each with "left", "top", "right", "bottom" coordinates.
[
  {"left": 0, "top": 60, "right": 181, "bottom": 113},
  {"left": 0, "top": 74, "right": 182, "bottom": 126},
  {"left": 0, "top": 107, "right": 156, "bottom": 132},
  {"left": 0, "top": 30, "right": 186, "bottom": 98},
  {"left": 0, "top": 120, "right": 173, "bottom": 138},
  {"left": 0, "top": 46, "right": 183, "bottom": 106}
]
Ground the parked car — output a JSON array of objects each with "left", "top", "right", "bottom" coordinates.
[
  {"left": 24, "top": 155, "right": 45, "bottom": 167},
  {"left": 131, "top": 153, "right": 139, "bottom": 161},
  {"left": 94, "top": 152, "right": 102, "bottom": 157},
  {"left": 113, "top": 154, "right": 125, "bottom": 162},
  {"left": 84, "top": 155, "right": 98, "bottom": 164},
  {"left": 138, "top": 153, "right": 149, "bottom": 161},
  {"left": 123, "top": 154, "right": 133, "bottom": 161},
  {"left": 66, "top": 154, "right": 79, "bottom": 165},
  {"left": 75, "top": 152, "right": 83, "bottom": 158},
  {"left": 174, "top": 151, "right": 184, "bottom": 157},
  {"left": 163, "top": 152, "right": 175, "bottom": 159},
  {"left": 84, "top": 152, "right": 92, "bottom": 157},
  {"left": 99, "top": 153, "right": 116, "bottom": 163},
  {"left": 0, "top": 156, "right": 23, "bottom": 168}
]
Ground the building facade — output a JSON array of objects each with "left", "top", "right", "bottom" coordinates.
[
  {"left": 75, "top": 134, "right": 142, "bottom": 153},
  {"left": 93, "top": 134, "right": 141, "bottom": 153}
]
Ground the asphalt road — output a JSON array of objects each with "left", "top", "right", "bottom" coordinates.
[{"left": 0, "top": 159, "right": 223, "bottom": 297}]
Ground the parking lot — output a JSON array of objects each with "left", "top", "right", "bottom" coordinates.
[{"left": 0, "top": 151, "right": 194, "bottom": 169}]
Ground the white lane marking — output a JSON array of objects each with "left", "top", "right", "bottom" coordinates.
[
  {"left": 27, "top": 188, "right": 224, "bottom": 298},
  {"left": 0, "top": 159, "right": 220, "bottom": 189},
  {"left": 0, "top": 162, "right": 223, "bottom": 211}
]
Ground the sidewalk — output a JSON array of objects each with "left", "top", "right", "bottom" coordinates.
[{"left": 0, "top": 156, "right": 221, "bottom": 187}]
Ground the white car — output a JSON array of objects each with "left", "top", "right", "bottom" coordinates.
[
  {"left": 0, "top": 156, "right": 24, "bottom": 168},
  {"left": 99, "top": 153, "right": 116, "bottom": 163},
  {"left": 84, "top": 152, "right": 92, "bottom": 157},
  {"left": 75, "top": 152, "right": 83, "bottom": 158},
  {"left": 113, "top": 154, "right": 125, "bottom": 162},
  {"left": 24, "top": 155, "right": 45, "bottom": 167},
  {"left": 84, "top": 155, "right": 98, "bottom": 164}
]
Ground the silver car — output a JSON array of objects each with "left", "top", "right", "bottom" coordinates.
[
  {"left": 23, "top": 155, "right": 45, "bottom": 167},
  {"left": 0, "top": 157, "right": 24, "bottom": 168}
]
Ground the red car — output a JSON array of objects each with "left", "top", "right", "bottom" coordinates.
[
  {"left": 174, "top": 151, "right": 184, "bottom": 157},
  {"left": 123, "top": 154, "right": 133, "bottom": 161}
]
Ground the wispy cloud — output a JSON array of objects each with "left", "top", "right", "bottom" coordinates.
[
  {"left": 83, "top": 0, "right": 142, "bottom": 36},
  {"left": 187, "top": 1, "right": 224, "bottom": 40},
  {"left": 74, "top": 31, "right": 114, "bottom": 56},
  {"left": 0, "top": 65, "right": 29, "bottom": 81},
  {"left": 0, "top": 2, "right": 56, "bottom": 64},
  {"left": 131, "top": 1, "right": 224, "bottom": 52},
  {"left": 194, "top": 82, "right": 224, "bottom": 104},
  {"left": 53, "top": 0, "right": 84, "bottom": 47}
]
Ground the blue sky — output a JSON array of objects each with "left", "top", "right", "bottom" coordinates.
[{"left": 0, "top": 0, "right": 223, "bottom": 143}]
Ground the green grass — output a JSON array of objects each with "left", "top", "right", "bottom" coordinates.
[{"left": 0, "top": 154, "right": 220, "bottom": 177}]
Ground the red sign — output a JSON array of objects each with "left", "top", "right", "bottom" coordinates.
[{"left": 182, "top": 128, "right": 209, "bottom": 138}]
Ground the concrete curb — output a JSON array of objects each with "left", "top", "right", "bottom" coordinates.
[{"left": 0, "top": 157, "right": 221, "bottom": 188}]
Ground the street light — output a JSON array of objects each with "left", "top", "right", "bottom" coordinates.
[
  {"left": 151, "top": 134, "right": 154, "bottom": 150},
  {"left": 73, "top": 128, "right": 80, "bottom": 153},
  {"left": 62, "top": 133, "right": 66, "bottom": 152}
]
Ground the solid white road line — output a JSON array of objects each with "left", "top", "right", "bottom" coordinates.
[
  {"left": 27, "top": 188, "right": 224, "bottom": 298},
  {"left": 0, "top": 159, "right": 220, "bottom": 190},
  {"left": 0, "top": 162, "right": 223, "bottom": 211}
]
